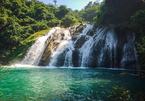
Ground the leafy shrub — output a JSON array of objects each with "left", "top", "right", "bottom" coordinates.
[{"left": 62, "top": 13, "right": 80, "bottom": 27}]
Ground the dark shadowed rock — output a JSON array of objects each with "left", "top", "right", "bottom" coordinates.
[{"left": 74, "top": 35, "right": 90, "bottom": 49}]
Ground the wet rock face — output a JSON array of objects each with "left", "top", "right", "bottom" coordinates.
[
  {"left": 39, "top": 25, "right": 84, "bottom": 66},
  {"left": 72, "top": 49, "right": 80, "bottom": 67},
  {"left": 74, "top": 35, "right": 89, "bottom": 49},
  {"left": 37, "top": 24, "right": 137, "bottom": 69},
  {"left": 39, "top": 27, "right": 71, "bottom": 66},
  {"left": 69, "top": 24, "right": 85, "bottom": 35}
]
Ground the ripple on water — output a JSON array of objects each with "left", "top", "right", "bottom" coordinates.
[{"left": 0, "top": 68, "right": 145, "bottom": 101}]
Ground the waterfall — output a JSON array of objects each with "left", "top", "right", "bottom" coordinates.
[
  {"left": 21, "top": 24, "right": 138, "bottom": 69},
  {"left": 46, "top": 24, "right": 137, "bottom": 68},
  {"left": 48, "top": 40, "right": 70, "bottom": 66},
  {"left": 121, "top": 33, "right": 138, "bottom": 68},
  {"left": 63, "top": 24, "right": 94, "bottom": 67},
  {"left": 80, "top": 24, "right": 93, "bottom": 35},
  {"left": 48, "top": 29, "right": 72, "bottom": 66},
  {"left": 79, "top": 28, "right": 107, "bottom": 67},
  {"left": 64, "top": 41, "right": 74, "bottom": 66},
  {"left": 21, "top": 28, "right": 56, "bottom": 65}
]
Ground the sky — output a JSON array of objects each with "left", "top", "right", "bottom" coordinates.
[{"left": 38, "top": 0, "right": 99, "bottom": 10}]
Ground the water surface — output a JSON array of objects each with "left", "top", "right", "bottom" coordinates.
[{"left": 0, "top": 67, "right": 145, "bottom": 101}]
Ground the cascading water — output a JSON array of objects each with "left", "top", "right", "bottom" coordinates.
[
  {"left": 21, "top": 28, "right": 56, "bottom": 65},
  {"left": 121, "top": 33, "right": 138, "bottom": 68},
  {"left": 63, "top": 24, "right": 94, "bottom": 67},
  {"left": 79, "top": 28, "right": 107, "bottom": 67},
  {"left": 46, "top": 24, "right": 137, "bottom": 68},
  {"left": 48, "top": 40, "right": 70, "bottom": 66},
  {"left": 21, "top": 24, "right": 138, "bottom": 69},
  {"left": 48, "top": 29, "right": 72, "bottom": 66},
  {"left": 80, "top": 24, "right": 94, "bottom": 35},
  {"left": 64, "top": 41, "right": 74, "bottom": 67}
]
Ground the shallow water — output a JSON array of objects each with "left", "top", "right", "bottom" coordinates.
[{"left": 0, "top": 67, "right": 145, "bottom": 101}]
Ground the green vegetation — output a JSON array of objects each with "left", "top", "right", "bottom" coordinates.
[
  {"left": 0, "top": 0, "right": 81, "bottom": 65},
  {"left": 80, "top": 2, "right": 101, "bottom": 23},
  {"left": 0, "top": 29, "right": 50, "bottom": 65},
  {"left": 129, "top": 10, "right": 145, "bottom": 68},
  {"left": 80, "top": 0, "right": 145, "bottom": 26},
  {"left": 62, "top": 12, "right": 82, "bottom": 27}
]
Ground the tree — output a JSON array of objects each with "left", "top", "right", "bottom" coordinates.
[
  {"left": 55, "top": 5, "right": 69, "bottom": 19},
  {"left": 80, "top": 3, "right": 100, "bottom": 23},
  {"left": 96, "top": 0, "right": 145, "bottom": 26},
  {"left": 62, "top": 12, "right": 80, "bottom": 27}
]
